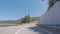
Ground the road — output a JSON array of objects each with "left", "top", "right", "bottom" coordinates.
[{"left": 0, "top": 23, "right": 52, "bottom": 34}]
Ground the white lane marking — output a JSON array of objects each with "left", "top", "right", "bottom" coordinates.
[{"left": 15, "top": 25, "right": 27, "bottom": 34}]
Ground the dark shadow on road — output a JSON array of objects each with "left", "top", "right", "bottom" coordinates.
[{"left": 28, "top": 26, "right": 51, "bottom": 34}]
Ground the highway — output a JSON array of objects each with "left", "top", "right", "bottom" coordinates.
[{"left": 0, "top": 23, "right": 52, "bottom": 34}]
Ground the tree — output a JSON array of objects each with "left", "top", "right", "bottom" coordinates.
[
  {"left": 48, "top": 0, "right": 55, "bottom": 9},
  {"left": 48, "top": 0, "right": 60, "bottom": 9},
  {"left": 24, "top": 14, "right": 30, "bottom": 23}
]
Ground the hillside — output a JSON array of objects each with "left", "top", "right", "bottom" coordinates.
[
  {"left": 0, "top": 20, "right": 17, "bottom": 24},
  {"left": 0, "top": 17, "right": 39, "bottom": 24},
  {"left": 30, "top": 17, "right": 39, "bottom": 22}
]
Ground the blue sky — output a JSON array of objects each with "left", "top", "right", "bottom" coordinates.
[{"left": 0, "top": 0, "right": 48, "bottom": 20}]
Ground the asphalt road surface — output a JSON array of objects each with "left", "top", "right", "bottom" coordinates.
[{"left": 0, "top": 23, "right": 52, "bottom": 34}]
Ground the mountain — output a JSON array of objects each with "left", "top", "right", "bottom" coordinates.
[
  {"left": 0, "top": 20, "right": 18, "bottom": 24},
  {"left": 0, "top": 17, "right": 39, "bottom": 24},
  {"left": 30, "top": 17, "right": 39, "bottom": 22}
]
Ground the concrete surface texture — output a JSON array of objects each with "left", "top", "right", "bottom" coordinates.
[
  {"left": 0, "top": 23, "right": 53, "bottom": 34},
  {"left": 39, "top": 1, "right": 60, "bottom": 28}
]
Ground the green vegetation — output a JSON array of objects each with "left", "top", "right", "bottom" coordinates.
[
  {"left": 17, "top": 15, "right": 39, "bottom": 24},
  {"left": 48, "top": 0, "right": 55, "bottom": 9},
  {"left": 48, "top": 0, "right": 60, "bottom": 9},
  {"left": 30, "top": 17, "right": 39, "bottom": 22},
  {"left": 17, "top": 15, "right": 30, "bottom": 24},
  {"left": 0, "top": 20, "right": 17, "bottom": 24},
  {"left": 0, "top": 15, "right": 39, "bottom": 24}
]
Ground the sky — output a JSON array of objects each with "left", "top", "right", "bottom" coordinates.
[{"left": 0, "top": 0, "right": 48, "bottom": 20}]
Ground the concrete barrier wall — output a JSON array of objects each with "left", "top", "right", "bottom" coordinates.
[{"left": 39, "top": 1, "right": 60, "bottom": 29}]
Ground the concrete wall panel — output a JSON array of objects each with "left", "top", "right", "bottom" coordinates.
[{"left": 39, "top": 2, "right": 60, "bottom": 29}]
